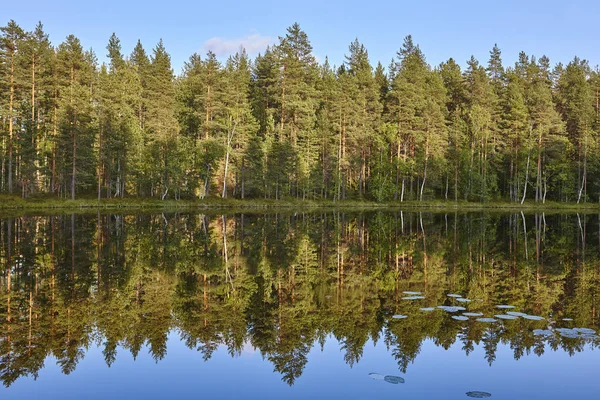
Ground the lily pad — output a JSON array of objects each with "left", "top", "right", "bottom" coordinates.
[
  {"left": 463, "top": 312, "right": 484, "bottom": 317},
  {"left": 559, "top": 331, "right": 580, "bottom": 339},
  {"left": 369, "top": 372, "right": 385, "bottom": 380},
  {"left": 420, "top": 307, "right": 436, "bottom": 312},
  {"left": 506, "top": 311, "right": 528, "bottom": 317},
  {"left": 495, "top": 314, "right": 519, "bottom": 320},
  {"left": 392, "top": 314, "right": 408, "bottom": 319},
  {"left": 533, "top": 329, "right": 553, "bottom": 336},
  {"left": 452, "top": 315, "right": 469, "bottom": 321},
  {"left": 495, "top": 305, "right": 516, "bottom": 309},
  {"left": 574, "top": 328, "right": 596, "bottom": 335},
  {"left": 556, "top": 328, "right": 574, "bottom": 335},
  {"left": 438, "top": 305, "right": 466, "bottom": 313},
  {"left": 447, "top": 294, "right": 463, "bottom": 298},
  {"left": 466, "top": 391, "right": 492, "bottom": 398},
  {"left": 403, "top": 291, "right": 422, "bottom": 295},
  {"left": 476, "top": 318, "right": 497, "bottom": 323},
  {"left": 402, "top": 296, "right": 425, "bottom": 300},
  {"left": 384, "top": 375, "right": 405, "bottom": 384},
  {"left": 456, "top": 298, "right": 472, "bottom": 303},
  {"left": 522, "top": 315, "right": 545, "bottom": 321}
]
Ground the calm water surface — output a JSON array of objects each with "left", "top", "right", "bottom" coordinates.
[{"left": 1, "top": 211, "right": 599, "bottom": 399}]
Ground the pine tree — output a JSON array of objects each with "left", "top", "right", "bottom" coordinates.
[
  {"left": 557, "top": 57, "right": 594, "bottom": 202},
  {"left": 0, "top": 20, "right": 26, "bottom": 194},
  {"left": 20, "top": 22, "right": 52, "bottom": 195},
  {"left": 464, "top": 56, "right": 495, "bottom": 200},
  {"left": 275, "top": 23, "right": 318, "bottom": 198},
  {"left": 221, "top": 49, "right": 258, "bottom": 198},
  {"left": 387, "top": 36, "right": 430, "bottom": 201},
  {"left": 439, "top": 58, "right": 466, "bottom": 200},
  {"left": 344, "top": 39, "right": 382, "bottom": 198},
  {"left": 144, "top": 39, "right": 180, "bottom": 199},
  {"left": 55, "top": 35, "right": 97, "bottom": 199}
]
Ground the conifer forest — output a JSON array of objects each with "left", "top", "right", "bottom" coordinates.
[{"left": 1, "top": 20, "right": 599, "bottom": 203}]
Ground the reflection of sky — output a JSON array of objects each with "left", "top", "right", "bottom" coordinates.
[{"left": 4, "top": 331, "right": 599, "bottom": 399}]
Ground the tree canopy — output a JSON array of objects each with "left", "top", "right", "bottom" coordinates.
[{"left": 2, "top": 20, "right": 600, "bottom": 202}]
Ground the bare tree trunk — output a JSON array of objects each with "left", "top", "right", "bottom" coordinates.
[
  {"left": 520, "top": 152, "right": 530, "bottom": 205},
  {"left": 420, "top": 156, "right": 428, "bottom": 202},
  {"left": 222, "top": 120, "right": 237, "bottom": 198},
  {"left": 8, "top": 52, "right": 14, "bottom": 195},
  {"left": 71, "top": 120, "right": 77, "bottom": 200}
]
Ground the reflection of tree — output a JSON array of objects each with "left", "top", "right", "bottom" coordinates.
[{"left": 0, "top": 212, "right": 599, "bottom": 386}]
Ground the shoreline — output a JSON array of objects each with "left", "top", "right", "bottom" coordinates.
[{"left": 1, "top": 197, "right": 600, "bottom": 214}]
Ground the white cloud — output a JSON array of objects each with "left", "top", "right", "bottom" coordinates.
[{"left": 202, "top": 33, "right": 272, "bottom": 56}]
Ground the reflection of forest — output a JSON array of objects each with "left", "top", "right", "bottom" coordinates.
[{"left": 0, "top": 212, "right": 599, "bottom": 386}]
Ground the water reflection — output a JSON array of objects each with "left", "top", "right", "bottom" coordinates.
[{"left": 0, "top": 211, "right": 598, "bottom": 388}]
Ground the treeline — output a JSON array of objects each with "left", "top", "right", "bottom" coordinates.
[
  {"left": 1, "top": 212, "right": 598, "bottom": 385},
  {"left": 1, "top": 20, "right": 600, "bottom": 202}
]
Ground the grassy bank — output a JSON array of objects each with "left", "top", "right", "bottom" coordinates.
[{"left": 1, "top": 195, "right": 600, "bottom": 214}]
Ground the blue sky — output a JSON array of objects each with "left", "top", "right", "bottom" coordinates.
[{"left": 4, "top": 0, "right": 600, "bottom": 74}]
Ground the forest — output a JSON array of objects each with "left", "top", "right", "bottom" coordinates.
[{"left": 1, "top": 20, "right": 600, "bottom": 203}]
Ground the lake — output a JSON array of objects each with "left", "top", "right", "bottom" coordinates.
[{"left": 1, "top": 211, "right": 599, "bottom": 399}]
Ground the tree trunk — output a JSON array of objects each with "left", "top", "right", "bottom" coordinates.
[
  {"left": 222, "top": 121, "right": 236, "bottom": 199},
  {"left": 71, "top": 124, "right": 76, "bottom": 200},
  {"left": 8, "top": 52, "right": 14, "bottom": 195},
  {"left": 520, "top": 152, "right": 530, "bottom": 205},
  {"left": 420, "top": 156, "right": 428, "bottom": 202}
]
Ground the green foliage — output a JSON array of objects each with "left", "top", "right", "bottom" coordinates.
[{"left": 1, "top": 20, "right": 600, "bottom": 204}]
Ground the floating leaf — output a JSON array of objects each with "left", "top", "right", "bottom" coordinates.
[
  {"left": 495, "top": 314, "right": 519, "bottom": 320},
  {"left": 506, "top": 311, "right": 528, "bottom": 317},
  {"left": 403, "top": 291, "right": 422, "bottom": 295},
  {"left": 438, "top": 306, "right": 466, "bottom": 313},
  {"left": 476, "top": 318, "right": 497, "bottom": 323},
  {"left": 452, "top": 315, "right": 469, "bottom": 321},
  {"left": 522, "top": 315, "right": 545, "bottom": 321},
  {"left": 559, "top": 331, "right": 580, "bottom": 339},
  {"left": 392, "top": 314, "right": 408, "bottom": 319},
  {"left": 384, "top": 375, "right": 405, "bottom": 384},
  {"left": 402, "top": 296, "right": 425, "bottom": 300},
  {"left": 456, "top": 298, "right": 472, "bottom": 303},
  {"left": 533, "top": 329, "right": 553, "bottom": 336},
  {"left": 556, "top": 328, "right": 574, "bottom": 335},
  {"left": 463, "top": 312, "right": 484, "bottom": 317},
  {"left": 466, "top": 391, "right": 492, "bottom": 398},
  {"left": 420, "top": 307, "right": 436, "bottom": 312},
  {"left": 369, "top": 373, "right": 385, "bottom": 380},
  {"left": 495, "top": 305, "right": 516, "bottom": 309},
  {"left": 574, "top": 328, "right": 596, "bottom": 335}
]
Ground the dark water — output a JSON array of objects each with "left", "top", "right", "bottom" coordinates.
[{"left": 1, "top": 211, "right": 599, "bottom": 399}]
